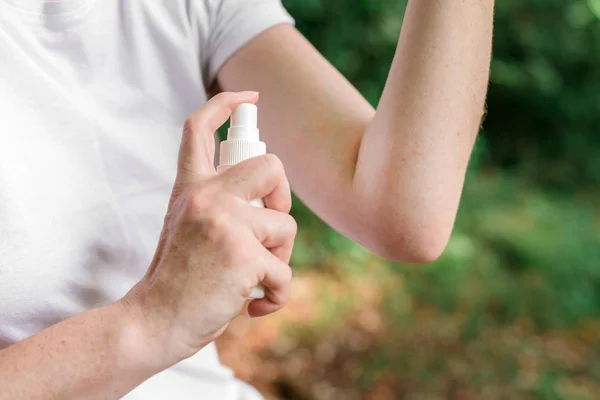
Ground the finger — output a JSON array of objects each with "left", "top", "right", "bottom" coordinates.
[
  {"left": 244, "top": 206, "right": 297, "bottom": 263},
  {"left": 247, "top": 250, "right": 293, "bottom": 318},
  {"left": 219, "top": 154, "right": 292, "bottom": 214},
  {"left": 177, "top": 91, "right": 260, "bottom": 183}
]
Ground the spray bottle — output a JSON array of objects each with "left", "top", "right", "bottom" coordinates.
[{"left": 217, "top": 103, "right": 266, "bottom": 299}]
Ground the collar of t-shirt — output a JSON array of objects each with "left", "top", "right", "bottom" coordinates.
[{"left": 0, "top": 0, "right": 97, "bottom": 28}]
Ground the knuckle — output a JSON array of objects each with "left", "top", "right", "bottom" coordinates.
[
  {"left": 281, "top": 192, "right": 293, "bottom": 214},
  {"left": 203, "top": 206, "right": 226, "bottom": 228},
  {"left": 239, "top": 279, "right": 257, "bottom": 299},
  {"left": 182, "top": 117, "right": 196, "bottom": 136},
  {"left": 261, "top": 155, "right": 290, "bottom": 198},
  {"left": 184, "top": 191, "right": 233, "bottom": 240},
  {"left": 284, "top": 214, "right": 298, "bottom": 238},
  {"left": 210, "top": 91, "right": 236, "bottom": 103},
  {"left": 202, "top": 208, "right": 231, "bottom": 238},
  {"left": 262, "top": 154, "right": 285, "bottom": 176},
  {"left": 270, "top": 200, "right": 293, "bottom": 222},
  {"left": 272, "top": 289, "right": 290, "bottom": 307},
  {"left": 273, "top": 265, "right": 293, "bottom": 299},
  {"left": 183, "top": 112, "right": 209, "bottom": 136},
  {"left": 185, "top": 191, "right": 211, "bottom": 216}
]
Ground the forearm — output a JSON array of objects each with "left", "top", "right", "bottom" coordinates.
[
  {"left": 353, "top": 0, "right": 494, "bottom": 260},
  {"left": 217, "top": 2, "right": 493, "bottom": 261},
  {"left": 0, "top": 301, "right": 161, "bottom": 400}
]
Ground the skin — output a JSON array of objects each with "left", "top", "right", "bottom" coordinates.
[
  {"left": 218, "top": 0, "right": 493, "bottom": 262},
  {"left": 0, "top": 1, "right": 494, "bottom": 398},
  {"left": 0, "top": 92, "right": 296, "bottom": 399}
]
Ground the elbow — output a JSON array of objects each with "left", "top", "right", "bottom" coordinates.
[
  {"left": 365, "top": 221, "right": 451, "bottom": 264},
  {"left": 371, "top": 236, "right": 447, "bottom": 264}
]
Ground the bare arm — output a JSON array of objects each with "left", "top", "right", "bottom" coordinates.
[
  {"left": 0, "top": 92, "right": 295, "bottom": 400},
  {"left": 218, "top": 0, "right": 494, "bottom": 261},
  {"left": 0, "top": 302, "right": 158, "bottom": 400}
]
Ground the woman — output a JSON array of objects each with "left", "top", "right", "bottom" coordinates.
[{"left": 0, "top": 0, "right": 493, "bottom": 398}]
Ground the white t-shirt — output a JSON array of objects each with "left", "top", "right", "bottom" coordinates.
[{"left": 0, "top": 0, "right": 293, "bottom": 398}]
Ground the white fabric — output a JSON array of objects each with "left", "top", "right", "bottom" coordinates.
[{"left": 0, "top": 0, "right": 293, "bottom": 398}]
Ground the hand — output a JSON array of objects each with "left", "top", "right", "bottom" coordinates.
[{"left": 122, "top": 92, "right": 296, "bottom": 367}]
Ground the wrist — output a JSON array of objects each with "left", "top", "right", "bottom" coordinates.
[
  {"left": 110, "top": 294, "right": 173, "bottom": 377},
  {"left": 116, "top": 281, "right": 212, "bottom": 370}
]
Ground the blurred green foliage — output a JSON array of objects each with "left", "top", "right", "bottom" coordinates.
[
  {"left": 277, "top": 0, "right": 600, "bottom": 398},
  {"left": 285, "top": 0, "right": 600, "bottom": 189}
]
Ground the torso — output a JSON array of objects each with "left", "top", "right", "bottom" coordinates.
[{"left": 0, "top": 1, "right": 255, "bottom": 398}]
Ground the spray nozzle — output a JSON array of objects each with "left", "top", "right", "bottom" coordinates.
[{"left": 228, "top": 103, "right": 259, "bottom": 141}]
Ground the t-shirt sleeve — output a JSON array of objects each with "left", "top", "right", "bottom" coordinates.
[{"left": 203, "top": 0, "right": 295, "bottom": 87}]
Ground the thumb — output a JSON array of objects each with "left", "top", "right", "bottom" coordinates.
[{"left": 176, "top": 91, "right": 260, "bottom": 183}]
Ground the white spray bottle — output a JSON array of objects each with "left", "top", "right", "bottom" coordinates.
[{"left": 217, "top": 103, "right": 266, "bottom": 299}]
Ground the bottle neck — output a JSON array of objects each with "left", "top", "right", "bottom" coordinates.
[{"left": 227, "top": 126, "right": 260, "bottom": 141}]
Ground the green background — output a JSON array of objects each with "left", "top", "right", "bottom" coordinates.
[{"left": 230, "top": 1, "right": 600, "bottom": 399}]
